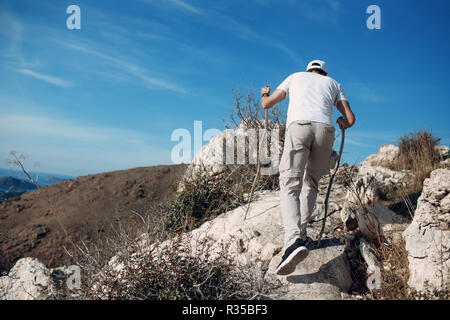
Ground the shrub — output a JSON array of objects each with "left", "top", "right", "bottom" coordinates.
[
  {"left": 394, "top": 130, "right": 442, "bottom": 186},
  {"left": 377, "top": 130, "right": 444, "bottom": 219},
  {"left": 58, "top": 232, "right": 277, "bottom": 300},
  {"left": 165, "top": 168, "right": 246, "bottom": 233},
  {"left": 225, "top": 88, "right": 287, "bottom": 193},
  {"left": 91, "top": 237, "right": 276, "bottom": 300}
]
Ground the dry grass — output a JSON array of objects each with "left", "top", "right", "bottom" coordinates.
[
  {"left": 391, "top": 130, "right": 443, "bottom": 188},
  {"left": 61, "top": 235, "right": 277, "bottom": 300},
  {"left": 377, "top": 130, "right": 446, "bottom": 219},
  {"left": 371, "top": 238, "right": 412, "bottom": 299},
  {"left": 54, "top": 186, "right": 279, "bottom": 300}
]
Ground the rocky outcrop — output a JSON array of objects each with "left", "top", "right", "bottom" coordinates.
[
  {"left": 0, "top": 257, "right": 54, "bottom": 300},
  {"left": 357, "top": 144, "right": 408, "bottom": 185},
  {"left": 360, "top": 144, "right": 400, "bottom": 167},
  {"left": 341, "top": 174, "right": 409, "bottom": 243},
  {"left": 163, "top": 190, "right": 353, "bottom": 299},
  {"left": 181, "top": 120, "right": 282, "bottom": 185},
  {"left": 402, "top": 168, "right": 450, "bottom": 292},
  {"left": 0, "top": 257, "right": 81, "bottom": 300}
]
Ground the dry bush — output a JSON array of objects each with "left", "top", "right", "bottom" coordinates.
[
  {"left": 370, "top": 238, "right": 449, "bottom": 300},
  {"left": 165, "top": 167, "right": 247, "bottom": 233},
  {"left": 376, "top": 130, "right": 445, "bottom": 219},
  {"left": 224, "top": 88, "right": 287, "bottom": 192},
  {"left": 371, "top": 239, "right": 412, "bottom": 300},
  {"left": 392, "top": 130, "right": 442, "bottom": 188},
  {"left": 83, "top": 237, "right": 275, "bottom": 300},
  {"left": 226, "top": 89, "right": 287, "bottom": 133},
  {"left": 56, "top": 209, "right": 278, "bottom": 300}
]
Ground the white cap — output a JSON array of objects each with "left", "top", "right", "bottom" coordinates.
[{"left": 306, "top": 60, "right": 328, "bottom": 74}]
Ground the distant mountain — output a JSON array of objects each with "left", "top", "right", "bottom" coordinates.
[
  {"left": 0, "top": 190, "right": 22, "bottom": 202},
  {"left": 0, "top": 168, "right": 74, "bottom": 187},
  {"left": 0, "top": 176, "right": 37, "bottom": 192}
]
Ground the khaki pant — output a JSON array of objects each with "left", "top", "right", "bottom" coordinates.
[{"left": 279, "top": 120, "right": 335, "bottom": 249}]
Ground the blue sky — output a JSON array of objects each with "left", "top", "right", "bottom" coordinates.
[{"left": 0, "top": 0, "right": 449, "bottom": 176}]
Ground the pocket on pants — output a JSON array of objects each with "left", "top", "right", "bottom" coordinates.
[{"left": 279, "top": 145, "right": 309, "bottom": 177}]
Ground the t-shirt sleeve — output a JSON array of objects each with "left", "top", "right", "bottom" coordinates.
[
  {"left": 276, "top": 74, "right": 292, "bottom": 97},
  {"left": 335, "top": 82, "right": 347, "bottom": 104}
]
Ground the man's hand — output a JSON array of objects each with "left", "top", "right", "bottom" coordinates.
[
  {"left": 260, "top": 86, "right": 286, "bottom": 110},
  {"left": 335, "top": 100, "right": 355, "bottom": 130},
  {"left": 261, "top": 85, "right": 271, "bottom": 97},
  {"left": 337, "top": 116, "right": 350, "bottom": 130}
]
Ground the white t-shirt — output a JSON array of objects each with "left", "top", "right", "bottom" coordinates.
[{"left": 276, "top": 72, "right": 347, "bottom": 128}]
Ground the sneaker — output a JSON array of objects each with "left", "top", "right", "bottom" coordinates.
[{"left": 276, "top": 238, "right": 309, "bottom": 276}]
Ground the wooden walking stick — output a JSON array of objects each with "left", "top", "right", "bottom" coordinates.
[
  {"left": 317, "top": 126, "right": 345, "bottom": 247},
  {"left": 244, "top": 108, "right": 269, "bottom": 221}
]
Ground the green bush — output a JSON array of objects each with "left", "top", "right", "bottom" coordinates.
[{"left": 165, "top": 169, "right": 246, "bottom": 233}]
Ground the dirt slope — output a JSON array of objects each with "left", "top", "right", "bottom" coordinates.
[{"left": 0, "top": 164, "right": 187, "bottom": 272}]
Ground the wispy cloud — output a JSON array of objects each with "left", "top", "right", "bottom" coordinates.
[
  {"left": 141, "top": 1, "right": 303, "bottom": 65},
  {"left": 16, "top": 68, "right": 72, "bottom": 88},
  {"left": 58, "top": 41, "right": 190, "bottom": 94},
  {"left": 343, "top": 138, "right": 374, "bottom": 148},
  {"left": 0, "top": 114, "right": 142, "bottom": 142},
  {"left": 143, "top": 0, "right": 205, "bottom": 15},
  {"left": 0, "top": 113, "right": 171, "bottom": 175},
  {"left": 168, "top": 0, "right": 205, "bottom": 15},
  {"left": 207, "top": 11, "right": 304, "bottom": 65},
  {"left": 0, "top": 11, "right": 25, "bottom": 67}
]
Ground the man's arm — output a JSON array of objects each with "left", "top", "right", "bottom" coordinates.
[
  {"left": 336, "top": 100, "right": 355, "bottom": 130},
  {"left": 261, "top": 86, "right": 286, "bottom": 110}
]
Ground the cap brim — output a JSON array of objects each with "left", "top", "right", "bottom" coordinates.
[{"left": 307, "top": 67, "right": 327, "bottom": 74}]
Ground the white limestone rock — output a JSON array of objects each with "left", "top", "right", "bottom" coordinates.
[
  {"left": 402, "top": 168, "right": 450, "bottom": 292},
  {"left": 0, "top": 257, "right": 54, "bottom": 300}
]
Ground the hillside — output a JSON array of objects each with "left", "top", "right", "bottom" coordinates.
[
  {"left": 0, "top": 164, "right": 187, "bottom": 273},
  {"left": 0, "top": 176, "right": 36, "bottom": 192}
]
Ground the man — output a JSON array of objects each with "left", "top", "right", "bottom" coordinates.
[{"left": 261, "top": 60, "right": 355, "bottom": 275}]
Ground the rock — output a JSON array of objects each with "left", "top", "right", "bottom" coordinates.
[
  {"left": 357, "top": 144, "right": 409, "bottom": 186},
  {"left": 144, "top": 191, "right": 352, "bottom": 299},
  {"left": 402, "top": 168, "right": 450, "bottom": 293},
  {"left": 0, "top": 257, "right": 54, "bottom": 300},
  {"left": 180, "top": 120, "right": 283, "bottom": 190},
  {"left": 359, "top": 238, "right": 381, "bottom": 291},
  {"left": 103, "top": 186, "right": 354, "bottom": 300},
  {"left": 436, "top": 145, "right": 450, "bottom": 161},
  {"left": 267, "top": 238, "right": 353, "bottom": 299},
  {"left": 357, "top": 164, "right": 408, "bottom": 186},
  {"left": 344, "top": 176, "right": 409, "bottom": 242},
  {"left": 359, "top": 144, "right": 399, "bottom": 167}
]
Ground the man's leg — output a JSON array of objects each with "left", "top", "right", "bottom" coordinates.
[
  {"left": 299, "top": 167, "right": 322, "bottom": 234},
  {"left": 277, "top": 121, "right": 313, "bottom": 275},
  {"left": 278, "top": 121, "right": 313, "bottom": 249},
  {"left": 280, "top": 176, "right": 304, "bottom": 247},
  {"left": 299, "top": 122, "right": 335, "bottom": 234}
]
